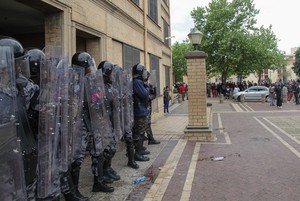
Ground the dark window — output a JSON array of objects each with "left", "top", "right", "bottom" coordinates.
[
  {"left": 123, "top": 44, "right": 140, "bottom": 71},
  {"left": 132, "top": 0, "right": 139, "bottom": 6},
  {"left": 149, "top": 54, "right": 160, "bottom": 95},
  {"left": 165, "top": 65, "right": 170, "bottom": 88},
  {"left": 148, "top": 0, "right": 158, "bottom": 23},
  {"left": 164, "top": 20, "right": 169, "bottom": 46}
]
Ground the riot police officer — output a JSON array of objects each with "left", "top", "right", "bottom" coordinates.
[
  {"left": 97, "top": 61, "right": 121, "bottom": 181},
  {"left": 113, "top": 65, "right": 139, "bottom": 169},
  {"left": 0, "top": 40, "right": 27, "bottom": 201},
  {"left": 26, "top": 48, "right": 44, "bottom": 139},
  {"left": 132, "top": 64, "right": 150, "bottom": 161},
  {"left": 72, "top": 52, "right": 114, "bottom": 193},
  {"left": 0, "top": 36, "right": 38, "bottom": 200}
]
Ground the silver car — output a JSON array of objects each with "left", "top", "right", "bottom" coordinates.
[{"left": 233, "top": 86, "right": 269, "bottom": 101}]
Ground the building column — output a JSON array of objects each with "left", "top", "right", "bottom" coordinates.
[{"left": 184, "top": 51, "right": 215, "bottom": 141}]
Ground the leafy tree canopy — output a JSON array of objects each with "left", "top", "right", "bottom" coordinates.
[
  {"left": 293, "top": 48, "right": 300, "bottom": 76},
  {"left": 172, "top": 40, "right": 192, "bottom": 82},
  {"left": 188, "top": 0, "right": 286, "bottom": 83}
]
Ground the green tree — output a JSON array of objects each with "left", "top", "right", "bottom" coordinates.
[
  {"left": 293, "top": 48, "right": 300, "bottom": 76},
  {"left": 249, "top": 26, "right": 286, "bottom": 83},
  {"left": 172, "top": 40, "right": 192, "bottom": 82},
  {"left": 190, "top": 0, "right": 285, "bottom": 84}
]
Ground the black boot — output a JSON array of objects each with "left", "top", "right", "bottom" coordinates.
[
  {"left": 141, "top": 149, "right": 150, "bottom": 155},
  {"left": 127, "top": 144, "right": 139, "bottom": 169},
  {"left": 103, "top": 150, "right": 121, "bottom": 181},
  {"left": 92, "top": 156, "right": 114, "bottom": 193},
  {"left": 140, "top": 140, "right": 150, "bottom": 155},
  {"left": 134, "top": 139, "right": 150, "bottom": 161},
  {"left": 103, "top": 175, "right": 114, "bottom": 184},
  {"left": 147, "top": 127, "right": 160, "bottom": 145},
  {"left": 92, "top": 176, "right": 114, "bottom": 193},
  {"left": 71, "top": 162, "right": 89, "bottom": 201},
  {"left": 61, "top": 171, "right": 88, "bottom": 201}
]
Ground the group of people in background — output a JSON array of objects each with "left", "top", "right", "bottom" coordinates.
[
  {"left": 269, "top": 79, "right": 300, "bottom": 107},
  {"left": 206, "top": 81, "right": 257, "bottom": 98},
  {"left": 0, "top": 36, "right": 160, "bottom": 201},
  {"left": 206, "top": 79, "right": 300, "bottom": 107},
  {"left": 173, "top": 82, "right": 188, "bottom": 101}
]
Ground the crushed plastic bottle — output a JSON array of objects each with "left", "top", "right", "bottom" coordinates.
[
  {"left": 133, "top": 176, "right": 146, "bottom": 184},
  {"left": 211, "top": 156, "right": 225, "bottom": 161}
]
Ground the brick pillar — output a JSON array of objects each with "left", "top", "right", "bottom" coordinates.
[
  {"left": 45, "top": 13, "right": 63, "bottom": 47},
  {"left": 44, "top": 9, "right": 72, "bottom": 59},
  {"left": 184, "top": 51, "right": 215, "bottom": 141}
]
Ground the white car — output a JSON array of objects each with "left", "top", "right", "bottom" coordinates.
[{"left": 233, "top": 86, "right": 269, "bottom": 101}]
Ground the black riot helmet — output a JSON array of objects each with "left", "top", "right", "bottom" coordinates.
[
  {"left": 98, "top": 61, "right": 114, "bottom": 76},
  {"left": 71, "top": 51, "right": 96, "bottom": 75},
  {"left": 98, "top": 61, "right": 114, "bottom": 83},
  {"left": 132, "top": 63, "right": 147, "bottom": 80},
  {"left": 0, "top": 36, "right": 26, "bottom": 59},
  {"left": 0, "top": 36, "right": 30, "bottom": 78},
  {"left": 27, "top": 48, "right": 45, "bottom": 79}
]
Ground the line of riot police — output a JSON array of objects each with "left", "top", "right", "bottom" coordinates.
[{"left": 0, "top": 36, "right": 159, "bottom": 201}]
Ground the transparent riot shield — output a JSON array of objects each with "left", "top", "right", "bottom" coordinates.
[
  {"left": 149, "top": 70, "right": 159, "bottom": 113},
  {"left": 111, "top": 67, "right": 123, "bottom": 142},
  {"left": 57, "top": 58, "right": 70, "bottom": 172},
  {"left": 85, "top": 70, "right": 114, "bottom": 154},
  {"left": 0, "top": 46, "right": 27, "bottom": 201},
  {"left": 37, "top": 46, "right": 62, "bottom": 199},
  {"left": 68, "top": 66, "right": 85, "bottom": 161},
  {"left": 122, "top": 69, "right": 134, "bottom": 138}
]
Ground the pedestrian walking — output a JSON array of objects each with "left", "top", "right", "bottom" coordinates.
[
  {"left": 163, "top": 86, "right": 171, "bottom": 113},
  {"left": 269, "top": 84, "right": 275, "bottom": 106},
  {"left": 275, "top": 79, "right": 283, "bottom": 108},
  {"left": 179, "top": 83, "right": 186, "bottom": 101}
]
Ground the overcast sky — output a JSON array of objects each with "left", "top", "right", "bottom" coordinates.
[{"left": 170, "top": 0, "right": 300, "bottom": 54}]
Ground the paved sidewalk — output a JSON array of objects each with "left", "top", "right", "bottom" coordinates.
[{"left": 76, "top": 98, "right": 300, "bottom": 201}]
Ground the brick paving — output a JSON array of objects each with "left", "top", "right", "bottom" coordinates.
[{"left": 75, "top": 97, "right": 300, "bottom": 201}]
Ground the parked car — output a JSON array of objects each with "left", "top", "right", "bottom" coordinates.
[{"left": 233, "top": 86, "right": 269, "bottom": 101}]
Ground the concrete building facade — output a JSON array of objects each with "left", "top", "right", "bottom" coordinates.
[{"left": 0, "top": 0, "right": 172, "bottom": 118}]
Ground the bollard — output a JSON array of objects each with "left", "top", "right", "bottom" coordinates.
[
  {"left": 219, "top": 94, "right": 224, "bottom": 103},
  {"left": 261, "top": 94, "right": 265, "bottom": 103},
  {"left": 240, "top": 94, "right": 245, "bottom": 103}
]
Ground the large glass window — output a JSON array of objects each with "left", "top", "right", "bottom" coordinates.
[
  {"left": 148, "top": 0, "right": 158, "bottom": 23},
  {"left": 123, "top": 44, "right": 140, "bottom": 71},
  {"left": 132, "top": 0, "right": 139, "bottom": 6},
  {"left": 149, "top": 54, "right": 160, "bottom": 95},
  {"left": 163, "top": 20, "right": 169, "bottom": 47}
]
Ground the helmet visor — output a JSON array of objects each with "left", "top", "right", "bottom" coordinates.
[
  {"left": 15, "top": 55, "right": 30, "bottom": 79},
  {"left": 142, "top": 69, "right": 148, "bottom": 80},
  {"left": 85, "top": 58, "right": 97, "bottom": 75}
]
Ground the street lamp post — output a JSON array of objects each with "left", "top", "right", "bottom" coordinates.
[{"left": 187, "top": 28, "right": 203, "bottom": 51}]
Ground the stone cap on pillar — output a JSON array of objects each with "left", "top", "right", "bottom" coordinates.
[{"left": 185, "top": 51, "right": 207, "bottom": 59}]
